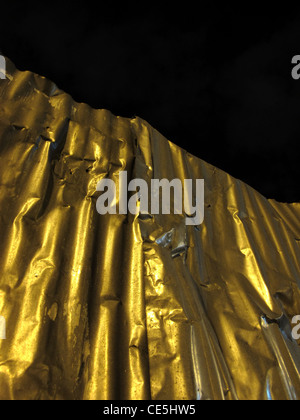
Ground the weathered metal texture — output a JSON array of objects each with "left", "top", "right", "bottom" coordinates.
[{"left": 0, "top": 58, "right": 300, "bottom": 400}]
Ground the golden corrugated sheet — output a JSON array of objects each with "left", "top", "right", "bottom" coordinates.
[{"left": 0, "top": 58, "right": 300, "bottom": 400}]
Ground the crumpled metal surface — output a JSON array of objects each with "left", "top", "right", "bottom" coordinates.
[{"left": 0, "top": 58, "right": 300, "bottom": 400}]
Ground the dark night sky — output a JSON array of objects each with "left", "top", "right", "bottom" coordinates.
[{"left": 0, "top": 6, "right": 299, "bottom": 203}]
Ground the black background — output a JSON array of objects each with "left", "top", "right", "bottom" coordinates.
[{"left": 0, "top": 5, "right": 299, "bottom": 203}]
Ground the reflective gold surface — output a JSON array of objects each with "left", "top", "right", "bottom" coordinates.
[{"left": 0, "top": 58, "right": 300, "bottom": 400}]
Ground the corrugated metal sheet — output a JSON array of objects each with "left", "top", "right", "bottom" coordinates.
[{"left": 0, "top": 58, "right": 300, "bottom": 400}]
